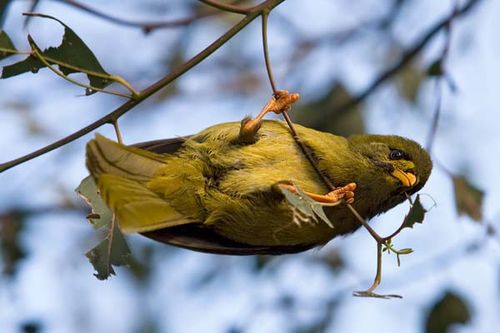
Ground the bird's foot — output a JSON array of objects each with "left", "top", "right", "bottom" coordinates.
[
  {"left": 239, "top": 90, "right": 300, "bottom": 143},
  {"left": 278, "top": 182, "right": 356, "bottom": 205}
]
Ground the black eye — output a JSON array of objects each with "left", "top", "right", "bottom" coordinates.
[{"left": 389, "top": 149, "right": 406, "bottom": 160}]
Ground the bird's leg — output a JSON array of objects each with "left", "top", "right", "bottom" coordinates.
[
  {"left": 239, "top": 90, "right": 300, "bottom": 143},
  {"left": 279, "top": 182, "right": 356, "bottom": 204}
]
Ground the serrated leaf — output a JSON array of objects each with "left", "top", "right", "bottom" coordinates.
[
  {"left": 311, "top": 203, "right": 333, "bottom": 228},
  {"left": 279, "top": 183, "right": 335, "bottom": 228},
  {"left": 1, "top": 14, "right": 111, "bottom": 91},
  {"left": 0, "top": 30, "right": 17, "bottom": 60},
  {"left": 402, "top": 194, "right": 426, "bottom": 229},
  {"left": 427, "top": 59, "right": 444, "bottom": 77},
  {"left": 75, "top": 176, "right": 112, "bottom": 229},
  {"left": 280, "top": 185, "right": 314, "bottom": 217},
  {"left": 77, "top": 176, "right": 132, "bottom": 279},
  {"left": 452, "top": 175, "right": 484, "bottom": 221},
  {"left": 85, "top": 218, "right": 131, "bottom": 280}
]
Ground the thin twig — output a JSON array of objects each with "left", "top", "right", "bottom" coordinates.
[
  {"left": 261, "top": 12, "right": 277, "bottom": 93},
  {"left": 330, "top": 0, "right": 482, "bottom": 117},
  {"left": 112, "top": 120, "right": 123, "bottom": 144},
  {"left": 28, "top": 36, "right": 133, "bottom": 99},
  {"left": 259, "top": 6, "right": 382, "bottom": 246},
  {"left": 0, "top": 0, "right": 287, "bottom": 173},
  {"left": 58, "top": 0, "right": 216, "bottom": 33},
  {"left": 259, "top": 7, "right": 335, "bottom": 191},
  {"left": 346, "top": 204, "right": 383, "bottom": 243},
  {"left": 426, "top": 1, "right": 458, "bottom": 151},
  {"left": 198, "top": 0, "right": 250, "bottom": 15}
]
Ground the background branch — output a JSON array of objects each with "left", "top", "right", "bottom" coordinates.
[{"left": 0, "top": 0, "right": 286, "bottom": 173}]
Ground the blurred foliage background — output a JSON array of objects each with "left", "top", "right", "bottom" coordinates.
[{"left": 0, "top": 0, "right": 499, "bottom": 332}]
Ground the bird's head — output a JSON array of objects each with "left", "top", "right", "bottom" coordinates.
[{"left": 348, "top": 134, "right": 432, "bottom": 211}]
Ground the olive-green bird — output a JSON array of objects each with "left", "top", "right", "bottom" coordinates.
[{"left": 86, "top": 92, "right": 432, "bottom": 255}]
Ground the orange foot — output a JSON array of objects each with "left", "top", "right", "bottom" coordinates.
[
  {"left": 279, "top": 182, "right": 356, "bottom": 205},
  {"left": 239, "top": 90, "right": 300, "bottom": 143}
]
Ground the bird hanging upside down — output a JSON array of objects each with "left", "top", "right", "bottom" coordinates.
[{"left": 86, "top": 91, "right": 432, "bottom": 255}]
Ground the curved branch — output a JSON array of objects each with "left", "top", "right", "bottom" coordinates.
[
  {"left": 0, "top": 0, "right": 286, "bottom": 173},
  {"left": 198, "top": 0, "right": 250, "bottom": 15},
  {"left": 59, "top": 0, "right": 216, "bottom": 33}
]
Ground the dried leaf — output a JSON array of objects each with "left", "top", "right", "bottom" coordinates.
[
  {"left": 279, "top": 183, "right": 336, "bottom": 228},
  {"left": 280, "top": 185, "right": 314, "bottom": 217},
  {"left": 452, "top": 175, "right": 484, "bottom": 221},
  {"left": 85, "top": 218, "right": 131, "bottom": 280},
  {"left": 311, "top": 202, "right": 333, "bottom": 228},
  {"left": 1, "top": 14, "right": 111, "bottom": 91},
  {"left": 76, "top": 176, "right": 132, "bottom": 280},
  {"left": 0, "top": 30, "right": 17, "bottom": 60},
  {"left": 75, "top": 176, "right": 112, "bottom": 229},
  {"left": 402, "top": 194, "right": 426, "bottom": 229}
]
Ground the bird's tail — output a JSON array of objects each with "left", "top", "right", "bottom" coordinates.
[
  {"left": 86, "top": 133, "right": 165, "bottom": 182},
  {"left": 85, "top": 134, "right": 192, "bottom": 233}
]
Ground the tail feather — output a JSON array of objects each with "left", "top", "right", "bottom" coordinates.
[
  {"left": 86, "top": 134, "right": 195, "bottom": 233},
  {"left": 86, "top": 134, "right": 165, "bottom": 182},
  {"left": 98, "top": 174, "right": 193, "bottom": 233}
]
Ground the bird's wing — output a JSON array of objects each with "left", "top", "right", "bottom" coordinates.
[
  {"left": 142, "top": 224, "right": 315, "bottom": 255},
  {"left": 133, "top": 136, "right": 191, "bottom": 154}
]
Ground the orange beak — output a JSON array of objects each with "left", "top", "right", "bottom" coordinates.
[{"left": 391, "top": 169, "right": 417, "bottom": 187}]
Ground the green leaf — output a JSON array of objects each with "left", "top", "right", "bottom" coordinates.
[
  {"left": 85, "top": 218, "right": 131, "bottom": 280},
  {"left": 452, "top": 175, "right": 484, "bottom": 221},
  {"left": 2, "top": 14, "right": 111, "bottom": 91},
  {"left": 427, "top": 59, "right": 444, "bottom": 77},
  {"left": 402, "top": 194, "right": 426, "bottom": 229},
  {"left": 0, "top": 30, "right": 17, "bottom": 60},
  {"left": 425, "top": 291, "right": 471, "bottom": 333},
  {"left": 75, "top": 176, "right": 112, "bottom": 229}
]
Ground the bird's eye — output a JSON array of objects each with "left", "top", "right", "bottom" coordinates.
[{"left": 389, "top": 149, "right": 406, "bottom": 160}]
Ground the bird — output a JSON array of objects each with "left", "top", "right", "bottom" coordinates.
[{"left": 86, "top": 91, "right": 432, "bottom": 255}]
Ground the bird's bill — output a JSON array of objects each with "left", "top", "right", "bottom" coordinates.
[{"left": 391, "top": 168, "right": 417, "bottom": 187}]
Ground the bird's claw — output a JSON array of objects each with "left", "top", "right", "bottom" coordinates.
[
  {"left": 239, "top": 90, "right": 300, "bottom": 143},
  {"left": 325, "top": 183, "right": 356, "bottom": 204},
  {"left": 278, "top": 182, "right": 356, "bottom": 205},
  {"left": 266, "top": 90, "right": 300, "bottom": 115}
]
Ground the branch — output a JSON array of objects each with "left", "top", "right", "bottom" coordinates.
[
  {"left": 0, "top": 0, "right": 287, "bottom": 173},
  {"left": 426, "top": 1, "right": 458, "bottom": 151},
  {"left": 58, "top": 0, "right": 218, "bottom": 33},
  {"left": 331, "top": 0, "right": 483, "bottom": 116},
  {"left": 198, "top": 0, "right": 250, "bottom": 15}
]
